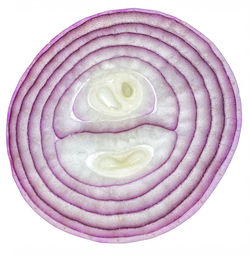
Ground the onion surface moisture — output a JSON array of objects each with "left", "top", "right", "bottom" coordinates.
[{"left": 7, "top": 9, "right": 241, "bottom": 243}]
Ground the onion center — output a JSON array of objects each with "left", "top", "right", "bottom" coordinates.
[
  {"left": 86, "top": 145, "right": 153, "bottom": 178},
  {"left": 87, "top": 71, "right": 143, "bottom": 117}
]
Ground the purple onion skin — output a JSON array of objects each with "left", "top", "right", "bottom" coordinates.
[{"left": 7, "top": 8, "right": 241, "bottom": 243}]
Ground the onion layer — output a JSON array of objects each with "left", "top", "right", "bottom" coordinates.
[{"left": 7, "top": 9, "right": 241, "bottom": 243}]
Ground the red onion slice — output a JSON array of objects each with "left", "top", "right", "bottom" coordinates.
[{"left": 7, "top": 9, "right": 241, "bottom": 243}]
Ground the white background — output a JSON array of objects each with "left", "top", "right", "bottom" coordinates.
[{"left": 0, "top": 0, "right": 249, "bottom": 254}]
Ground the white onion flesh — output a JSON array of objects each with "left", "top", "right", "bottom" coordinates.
[
  {"left": 7, "top": 9, "right": 241, "bottom": 243},
  {"left": 56, "top": 125, "right": 176, "bottom": 182}
]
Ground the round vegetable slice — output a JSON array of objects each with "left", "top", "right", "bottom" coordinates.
[{"left": 7, "top": 8, "right": 241, "bottom": 243}]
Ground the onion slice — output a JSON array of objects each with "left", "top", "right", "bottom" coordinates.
[{"left": 7, "top": 9, "right": 241, "bottom": 243}]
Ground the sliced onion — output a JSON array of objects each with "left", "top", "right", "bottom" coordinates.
[{"left": 7, "top": 9, "right": 241, "bottom": 243}]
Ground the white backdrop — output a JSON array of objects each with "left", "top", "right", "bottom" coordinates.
[{"left": 0, "top": 0, "right": 249, "bottom": 254}]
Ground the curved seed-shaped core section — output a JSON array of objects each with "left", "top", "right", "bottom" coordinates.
[
  {"left": 87, "top": 71, "right": 143, "bottom": 116},
  {"left": 55, "top": 125, "right": 176, "bottom": 183},
  {"left": 86, "top": 145, "right": 153, "bottom": 178}
]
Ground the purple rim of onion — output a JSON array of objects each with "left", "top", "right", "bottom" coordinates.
[{"left": 7, "top": 8, "right": 241, "bottom": 243}]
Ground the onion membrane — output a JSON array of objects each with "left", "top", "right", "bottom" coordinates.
[{"left": 7, "top": 9, "right": 241, "bottom": 243}]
